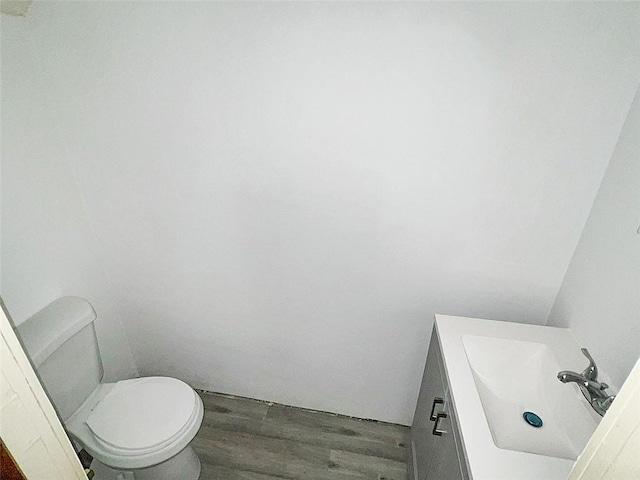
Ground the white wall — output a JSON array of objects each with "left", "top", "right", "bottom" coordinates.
[
  {"left": 0, "top": 12, "right": 138, "bottom": 381},
  {"left": 2, "top": 2, "right": 639, "bottom": 424},
  {"left": 548, "top": 86, "right": 640, "bottom": 392}
]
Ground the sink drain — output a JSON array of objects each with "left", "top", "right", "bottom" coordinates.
[{"left": 522, "top": 411, "right": 543, "bottom": 428}]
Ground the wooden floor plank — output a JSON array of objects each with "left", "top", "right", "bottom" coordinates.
[
  {"left": 197, "top": 391, "right": 271, "bottom": 440},
  {"left": 329, "top": 449, "right": 407, "bottom": 480},
  {"left": 194, "top": 427, "right": 330, "bottom": 478},
  {"left": 200, "top": 463, "right": 286, "bottom": 480},
  {"left": 194, "top": 392, "right": 409, "bottom": 480},
  {"left": 263, "top": 404, "right": 410, "bottom": 462}
]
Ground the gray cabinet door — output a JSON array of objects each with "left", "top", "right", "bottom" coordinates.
[
  {"left": 410, "top": 327, "right": 464, "bottom": 480},
  {"left": 410, "top": 331, "right": 444, "bottom": 480},
  {"left": 424, "top": 389, "right": 464, "bottom": 480}
]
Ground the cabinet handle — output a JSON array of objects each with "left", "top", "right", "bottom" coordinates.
[
  {"left": 432, "top": 412, "right": 448, "bottom": 436},
  {"left": 429, "top": 397, "right": 444, "bottom": 421}
]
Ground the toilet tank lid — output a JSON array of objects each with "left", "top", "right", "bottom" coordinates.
[{"left": 17, "top": 297, "right": 97, "bottom": 367}]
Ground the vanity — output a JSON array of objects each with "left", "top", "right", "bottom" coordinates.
[{"left": 409, "top": 315, "right": 609, "bottom": 480}]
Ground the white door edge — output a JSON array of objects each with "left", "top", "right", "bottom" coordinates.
[
  {"left": 0, "top": 299, "right": 86, "bottom": 480},
  {"left": 568, "top": 356, "right": 640, "bottom": 480}
]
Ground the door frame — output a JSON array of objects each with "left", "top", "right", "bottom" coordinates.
[
  {"left": 0, "top": 301, "right": 86, "bottom": 479},
  {"left": 568, "top": 356, "right": 640, "bottom": 479}
]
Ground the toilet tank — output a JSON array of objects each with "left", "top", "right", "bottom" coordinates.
[{"left": 17, "top": 297, "right": 103, "bottom": 421}]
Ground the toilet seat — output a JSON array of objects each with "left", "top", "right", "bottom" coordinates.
[
  {"left": 86, "top": 377, "right": 199, "bottom": 455},
  {"left": 66, "top": 377, "right": 204, "bottom": 470}
]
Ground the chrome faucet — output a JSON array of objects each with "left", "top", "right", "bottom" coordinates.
[{"left": 557, "top": 348, "right": 615, "bottom": 416}]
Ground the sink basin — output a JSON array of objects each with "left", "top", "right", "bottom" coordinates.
[{"left": 462, "top": 334, "right": 599, "bottom": 460}]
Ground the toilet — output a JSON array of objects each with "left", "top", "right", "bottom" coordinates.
[{"left": 17, "top": 297, "right": 204, "bottom": 480}]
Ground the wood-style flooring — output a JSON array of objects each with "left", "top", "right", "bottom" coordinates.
[{"left": 194, "top": 391, "right": 410, "bottom": 480}]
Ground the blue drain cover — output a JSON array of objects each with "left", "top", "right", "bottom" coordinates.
[{"left": 523, "top": 411, "right": 543, "bottom": 428}]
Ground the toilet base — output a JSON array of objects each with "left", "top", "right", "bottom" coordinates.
[{"left": 91, "top": 445, "right": 201, "bottom": 480}]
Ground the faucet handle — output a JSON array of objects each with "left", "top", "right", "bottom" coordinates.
[{"left": 581, "top": 348, "right": 599, "bottom": 381}]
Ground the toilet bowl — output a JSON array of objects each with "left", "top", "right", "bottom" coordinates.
[
  {"left": 67, "top": 377, "right": 204, "bottom": 479},
  {"left": 16, "top": 297, "right": 204, "bottom": 479}
]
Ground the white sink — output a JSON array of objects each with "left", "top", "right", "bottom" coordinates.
[{"left": 462, "top": 334, "right": 599, "bottom": 460}]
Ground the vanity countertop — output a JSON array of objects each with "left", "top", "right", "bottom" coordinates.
[{"left": 435, "top": 314, "right": 603, "bottom": 480}]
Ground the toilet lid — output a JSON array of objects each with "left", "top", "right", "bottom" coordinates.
[{"left": 86, "top": 377, "right": 198, "bottom": 452}]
